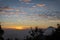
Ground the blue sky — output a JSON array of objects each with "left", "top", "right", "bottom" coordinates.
[{"left": 0, "top": 0, "right": 60, "bottom": 29}]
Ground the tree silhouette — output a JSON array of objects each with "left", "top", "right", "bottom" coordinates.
[
  {"left": 24, "top": 27, "right": 43, "bottom": 40},
  {"left": 53, "top": 24, "right": 60, "bottom": 40},
  {"left": 49, "top": 24, "right": 60, "bottom": 40},
  {"left": 57, "top": 24, "right": 60, "bottom": 31},
  {"left": 0, "top": 23, "right": 4, "bottom": 40},
  {"left": 24, "top": 25, "right": 59, "bottom": 40}
]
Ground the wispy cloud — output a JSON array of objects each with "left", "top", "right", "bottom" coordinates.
[
  {"left": 19, "top": 0, "right": 31, "bottom": 3},
  {"left": 31, "top": 4, "right": 45, "bottom": 8},
  {"left": 0, "top": 7, "right": 20, "bottom": 12},
  {"left": 48, "top": 20, "right": 60, "bottom": 22},
  {"left": 0, "top": 11, "right": 27, "bottom": 15},
  {"left": 36, "top": 13, "right": 60, "bottom": 20},
  {"left": 32, "top": 6, "right": 36, "bottom": 8},
  {"left": 36, "top": 4, "right": 45, "bottom": 7},
  {"left": 0, "top": 6, "right": 28, "bottom": 15}
]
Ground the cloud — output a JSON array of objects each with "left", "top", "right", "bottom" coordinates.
[
  {"left": 19, "top": 0, "right": 31, "bottom": 3},
  {"left": 0, "top": 6, "right": 27, "bottom": 15},
  {"left": 44, "top": 10, "right": 60, "bottom": 20},
  {"left": 32, "top": 6, "right": 36, "bottom": 8},
  {"left": 31, "top": 4, "right": 45, "bottom": 8},
  {"left": 0, "top": 7, "right": 27, "bottom": 15},
  {"left": 0, "top": 6, "right": 15, "bottom": 11},
  {"left": 48, "top": 20, "right": 60, "bottom": 22},
  {"left": 4, "top": 8, "right": 17, "bottom": 11},
  {"left": 36, "top": 4, "right": 45, "bottom": 7},
  {"left": 37, "top": 14, "right": 60, "bottom": 20},
  {"left": 0, "top": 11, "right": 27, "bottom": 15},
  {"left": 21, "top": 12, "right": 27, "bottom": 14},
  {"left": 38, "top": 14, "right": 48, "bottom": 18}
]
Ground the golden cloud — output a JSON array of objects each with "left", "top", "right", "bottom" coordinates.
[{"left": 36, "top": 4, "right": 45, "bottom": 7}]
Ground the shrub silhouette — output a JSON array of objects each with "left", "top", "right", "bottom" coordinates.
[
  {"left": 24, "top": 24, "right": 60, "bottom": 40},
  {"left": 24, "top": 27, "right": 43, "bottom": 40},
  {"left": 0, "top": 23, "right": 60, "bottom": 40}
]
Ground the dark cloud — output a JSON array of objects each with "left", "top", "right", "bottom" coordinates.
[
  {"left": 38, "top": 14, "right": 48, "bottom": 18},
  {"left": 0, "top": 6, "right": 10, "bottom": 11},
  {"left": 44, "top": 10, "right": 60, "bottom": 20},
  {"left": 36, "top": 10, "right": 60, "bottom": 20}
]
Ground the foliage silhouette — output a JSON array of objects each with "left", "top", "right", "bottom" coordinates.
[
  {"left": 24, "top": 24, "right": 60, "bottom": 40},
  {"left": 0, "top": 23, "right": 4, "bottom": 40},
  {"left": 24, "top": 27, "right": 43, "bottom": 40},
  {"left": 52, "top": 24, "right": 60, "bottom": 40},
  {"left": 0, "top": 23, "right": 60, "bottom": 40}
]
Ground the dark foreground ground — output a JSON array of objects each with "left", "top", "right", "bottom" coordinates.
[{"left": 3, "top": 29, "right": 29, "bottom": 40}]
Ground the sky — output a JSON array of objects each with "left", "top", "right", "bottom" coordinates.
[{"left": 0, "top": 0, "right": 60, "bottom": 29}]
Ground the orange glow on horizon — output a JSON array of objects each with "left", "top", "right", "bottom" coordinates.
[
  {"left": 2, "top": 26, "right": 28, "bottom": 30},
  {"left": 12, "top": 27, "right": 25, "bottom": 30},
  {"left": 4, "top": 27, "right": 24, "bottom": 30}
]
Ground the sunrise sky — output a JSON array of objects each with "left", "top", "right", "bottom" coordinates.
[{"left": 0, "top": 0, "right": 60, "bottom": 29}]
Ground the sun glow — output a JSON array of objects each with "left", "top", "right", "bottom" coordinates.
[
  {"left": 2, "top": 26, "right": 27, "bottom": 30},
  {"left": 14, "top": 27, "right": 25, "bottom": 30}
]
